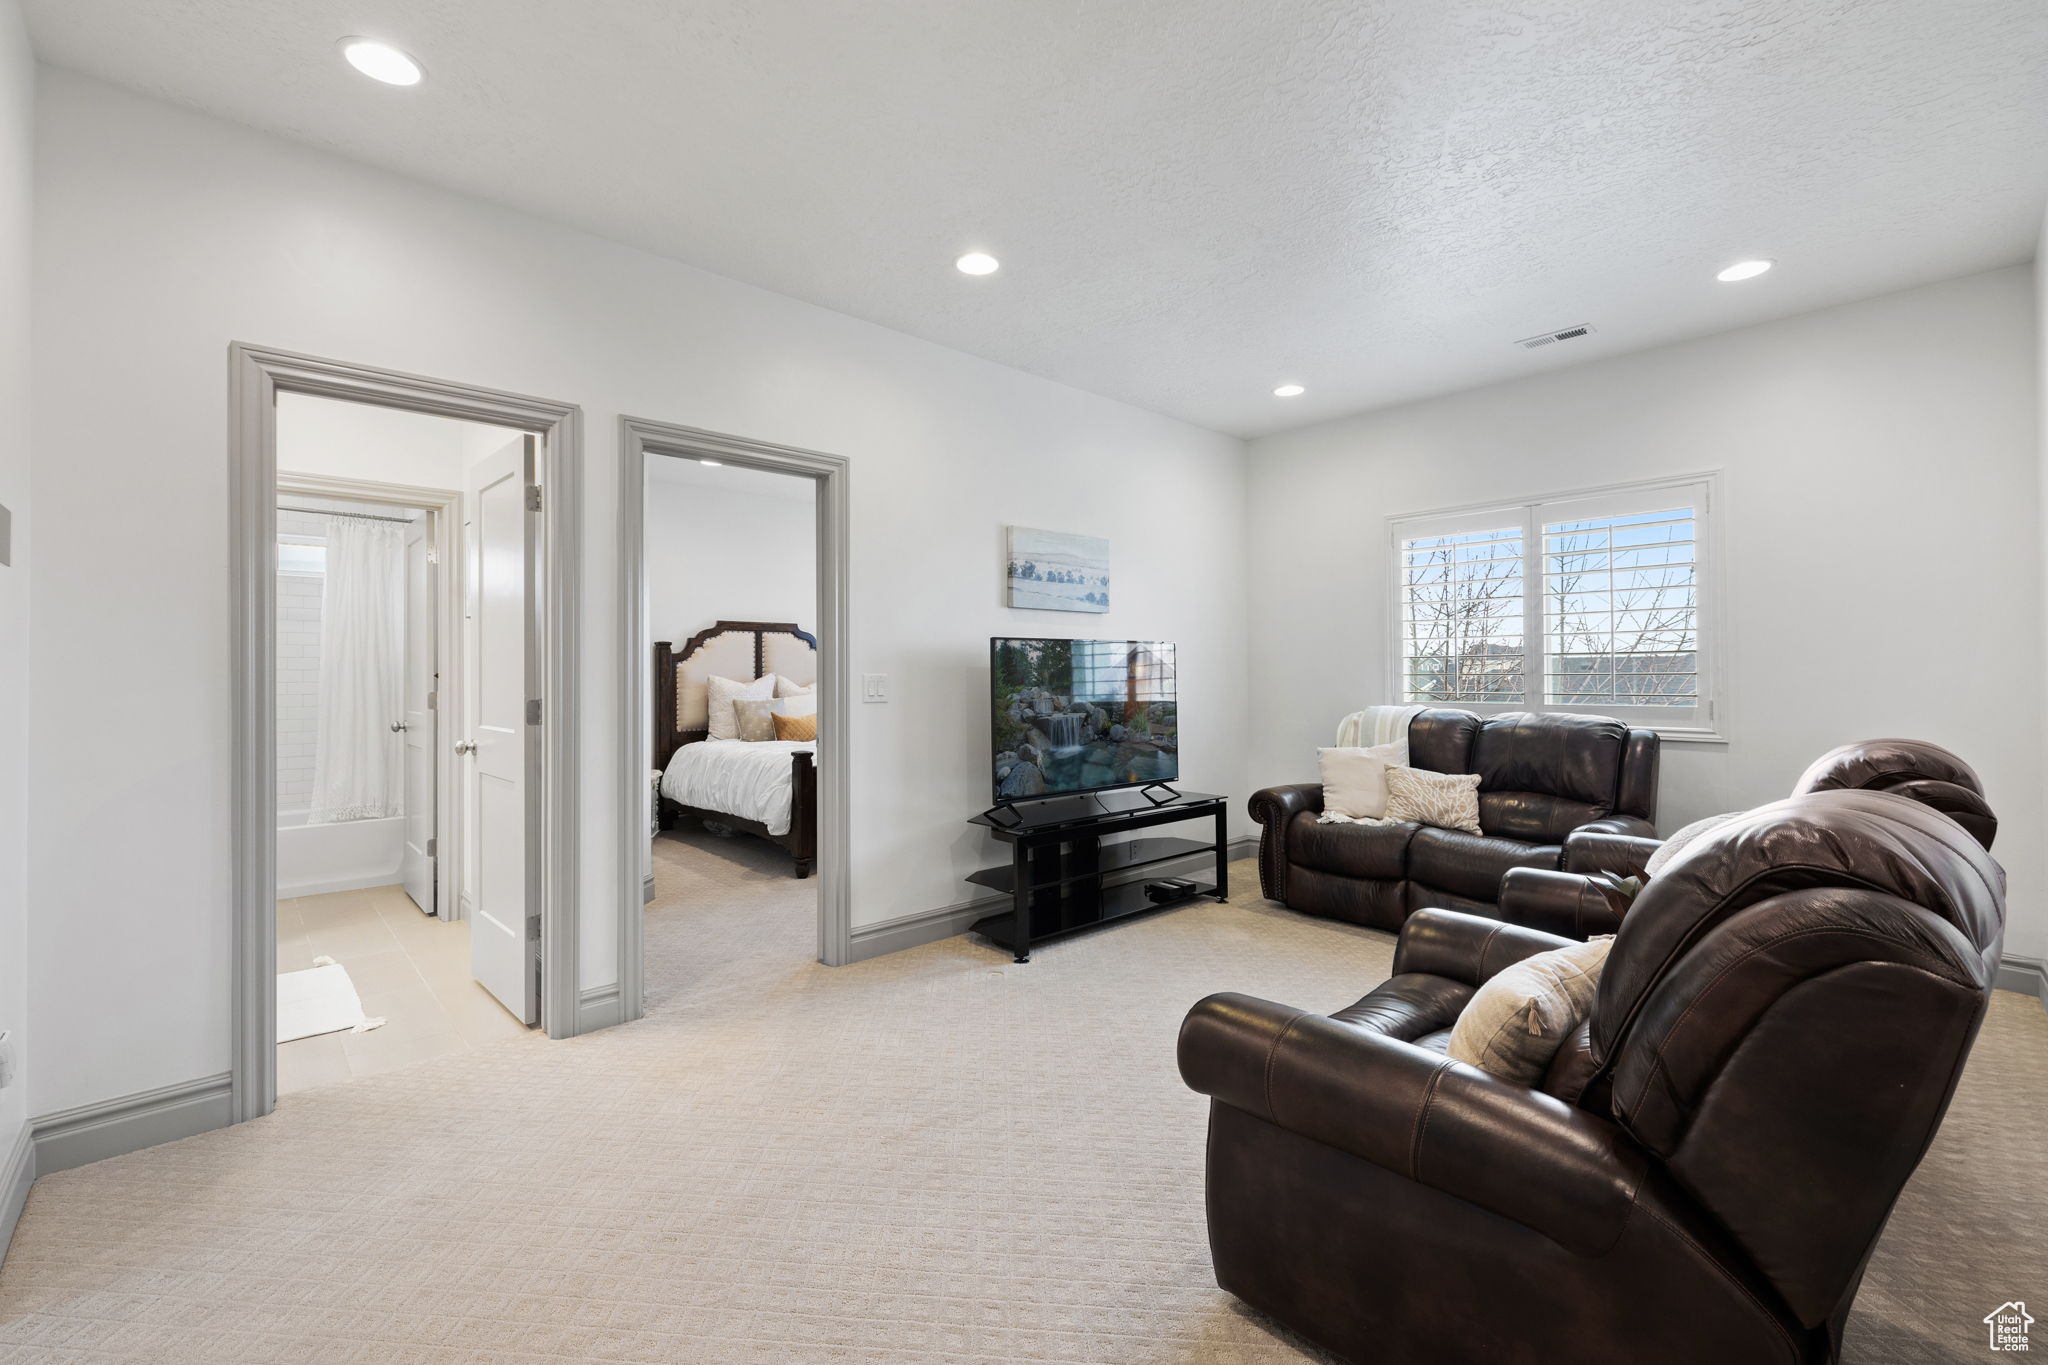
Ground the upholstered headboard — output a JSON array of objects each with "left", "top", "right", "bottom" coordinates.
[{"left": 653, "top": 620, "right": 818, "bottom": 769}]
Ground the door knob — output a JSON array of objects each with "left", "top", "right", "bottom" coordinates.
[
  {"left": 390, "top": 721, "right": 409, "bottom": 733},
  {"left": 454, "top": 739, "right": 477, "bottom": 755}
]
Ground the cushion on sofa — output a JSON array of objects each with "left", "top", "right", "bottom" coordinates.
[
  {"left": 1407, "top": 709, "right": 1484, "bottom": 775},
  {"left": 1447, "top": 935, "right": 1614, "bottom": 1083},
  {"left": 1470, "top": 713, "right": 1630, "bottom": 842},
  {"left": 1384, "top": 767, "right": 1483, "bottom": 835},
  {"left": 1408, "top": 827, "right": 1564, "bottom": 902},
  {"left": 1288, "top": 812, "right": 1418, "bottom": 880},
  {"left": 1317, "top": 742, "right": 1405, "bottom": 820}
]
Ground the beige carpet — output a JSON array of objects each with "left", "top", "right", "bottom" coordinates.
[{"left": 0, "top": 831, "right": 2042, "bottom": 1362}]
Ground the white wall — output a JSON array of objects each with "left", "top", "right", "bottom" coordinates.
[
  {"left": 1248, "top": 266, "right": 2047, "bottom": 959},
  {"left": 28, "top": 72, "right": 1249, "bottom": 1116},
  {"left": 0, "top": 0, "right": 31, "bottom": 1190},
  {"left": 645, "top": 471, "right": 816, "bottom": 649}
]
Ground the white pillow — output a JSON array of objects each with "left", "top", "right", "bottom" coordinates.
[
  {"left": 1317, "top": 742, "right": 1405, "bottom": 820},
  {"left": 1448, "top": 936, "right": 1614, "bottom": 1083},
  {"left": 706, "top": 674, "right": 776, "bottom": 741},
  {"left": 770, "top": 693, "right": 818, "bottom": 720},
  {"left": 1643, "top": 811, "right": 1742, "bottom": 877},
  {"left": 774, "top": 675, "right": 815, "bottom": 699}
]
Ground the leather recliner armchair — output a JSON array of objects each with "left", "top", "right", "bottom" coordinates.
[
  {"left": 1180, "top": 789, "right": 2005, "bottom": 1365},
  {"left": 1499, "top": 737, "right": 1999, "bottom": 940},
  {"left": 1249, "top": 709, "right": 1659, "bottom": 929}
]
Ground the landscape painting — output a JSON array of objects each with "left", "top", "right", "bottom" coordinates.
[{"left": 1006, "top": 527, "right": 1109, "bottom": 613}]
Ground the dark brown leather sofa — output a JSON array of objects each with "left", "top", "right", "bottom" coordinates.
[
  {"left": 1500, "top": 737, "right": 1999, "bottom": 940},
  {"left": 1180, "top": 789, "right": 2005, "bottom": 1365},
  {"left": 1250, "top": 710, "right": 1659, "bottom": 928}
]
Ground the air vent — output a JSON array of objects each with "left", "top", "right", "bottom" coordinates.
[{"left": 1516, "top": 323, "right": 1596, "bottom": 350}]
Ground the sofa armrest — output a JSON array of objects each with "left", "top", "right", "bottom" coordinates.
[
  {"left": 1179, "top": 992, "right": 1650, "bottom": 1256},
  {"left": 1498, "top": 868, "right": 1628, "bottom": 939},
  {"left": 1390, "top": 908, "right": 1576, "bottom": 987},
  {"left": 1248, "top": 784, "right": 1323, "bottom": 902},
  {"left": 1248, "top": 783, "right": 1323, "bottom": 826},
  {"left": 1563, "top": 829, "right": 1663, "bottom": 878},
  {"left": 1576, "top": 814, "right": 1657, "bottom": 840}
]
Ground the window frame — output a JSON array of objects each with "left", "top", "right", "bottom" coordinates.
[{"left": 1385, "top": 471, "right": 1724, "bottom": 743}]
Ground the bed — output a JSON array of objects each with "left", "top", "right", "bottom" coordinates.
[{"left": 654, "top": 620, "right": 818, "bottom": 878}]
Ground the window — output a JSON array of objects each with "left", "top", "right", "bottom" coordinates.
[
  {"left": 277, "top": 539, "right": 326, "bottom": 576},
  {"left": 1390, "top": 476, "right": 1716, "bottom": 735}
]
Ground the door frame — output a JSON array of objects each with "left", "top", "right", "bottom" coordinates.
[
  {"left": 230, "top": 343, "right": 585, "bottom": 1125},
  {"left": 618, "top": 416, "right": 852, "bottom": 1020},
  {"left": 276, "top": 472, "right": 461, "bottom": 921}
]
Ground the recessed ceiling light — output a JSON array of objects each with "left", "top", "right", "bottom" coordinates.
[
  {"left": 1716, "top": 259, "right": 1774, "bottom": 283},
  {"left": 955, "top": 252, "right": 1000, "bottom": 276},
  {"left": 700, "top": 459, "right": 723, "bottom": 467},
  {"left": 1273, "top": 384, "right": 1305, "bottom": 398},
  {"left": 340, "top": 38, "right": 423, "bottom": 86}
]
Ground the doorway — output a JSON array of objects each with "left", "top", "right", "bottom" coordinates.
[
  {"left": 231, "top": 346, "right": 585, "bottom": 1124},
  {"left": 616, "top": 417, "right": 850, "bottom": 1023}
]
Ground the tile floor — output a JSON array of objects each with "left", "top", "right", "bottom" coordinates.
[{"left": 274, "top": 884, "right": 533, "bottom": 1094}]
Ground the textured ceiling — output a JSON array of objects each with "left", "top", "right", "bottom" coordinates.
[{"left": 25, "top": 1, "right": 2048, "bottom": 437}]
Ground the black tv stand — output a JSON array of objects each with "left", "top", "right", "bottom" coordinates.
[{"left": 966, "top": 788, "right": 1227, "bottom": 962}]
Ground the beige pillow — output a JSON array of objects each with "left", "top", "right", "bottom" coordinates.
[
  {"left": 772, "top": 711, "right": 817, "bottom": 742},
  {"left": 1643, "top": 811, "right": 1741, "bottom": 877},
  {"left": 1317, "top": 742, "right": 1405, "bottom": 819},
  {"left": 731, "top": 698, "right": 779, "bottom": 742},
  {"left": 706, "top": 673, "right": 775, "bottom": 741},
  {"left": 774, "top": 675, "right": 814, "bottom": 699},
  {"left": 1448, "top": 937, "right": 1615, "bottom": 1083},
  {"left": 1384, "top": 766, "right": 1483, "bottom": 835},
  {"left": 771, "top": 693, "right": 818, "bottom": 720}
]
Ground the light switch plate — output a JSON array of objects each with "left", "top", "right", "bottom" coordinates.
[{"left": 862, "top": 673, "right": 888, "bottom": 703}]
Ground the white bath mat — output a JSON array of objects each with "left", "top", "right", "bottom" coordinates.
[{"left": 277, "top": 956, "right": 386, "bottom": 1043}]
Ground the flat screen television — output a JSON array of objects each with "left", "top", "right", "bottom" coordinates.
[{"left": 990, "top": 637, "right": 1178, "bottom": 802}]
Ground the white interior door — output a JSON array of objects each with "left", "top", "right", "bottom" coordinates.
[
  {"left": 400, "top": 517, "right": 437, "bottom": 913},
  {"left": 464, "top": 436, "right": 539, "bottom": 1024}
]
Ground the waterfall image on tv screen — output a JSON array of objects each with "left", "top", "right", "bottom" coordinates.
[{"left": 991, "top": 638, "right": 1177, "bottom": 801}]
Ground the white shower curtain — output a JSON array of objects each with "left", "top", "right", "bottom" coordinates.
[{"left": 309, "top": 516, "right": 406, "bottom": 824}]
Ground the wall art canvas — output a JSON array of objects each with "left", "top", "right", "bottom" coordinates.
[{"left": 1006, "top": 526, "right": 1109, "bottom": 613}]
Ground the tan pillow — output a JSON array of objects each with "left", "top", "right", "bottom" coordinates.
[
  {"left": 1317, "top": 742, "right": 1404, "bottom": 819},
  {"left": 772, "top": 711, "right": 817, "bottom": 742},
  {"left": 731, "top": 698, "right": 779, "bottom": 742},
  {"left": 1383, "top": 766, "right": 1482, "bottom": 835},
  {"left": 774, "top": 675, "right": 814, "bottom": 699},
  {"left": 706, "top": 673, "right": 775, "bottom": 741},
  {"left": 1448, "top": 937, "right": 1614, "bottom": 1083}
]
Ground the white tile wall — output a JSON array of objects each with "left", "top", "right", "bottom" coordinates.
[{"left": 277, "top": 511, "right": 325, "bottom": 810}]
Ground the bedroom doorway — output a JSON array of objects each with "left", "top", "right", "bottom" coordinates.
[
  {"left": 231, "top": 346, "right": 586, "bottom": 1124},
  {"left": 618, "top": 418, "right": 851, "bottom": 1019}
]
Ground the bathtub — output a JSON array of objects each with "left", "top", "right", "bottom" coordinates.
[{"left": 277, "top": 809, "right": 407, "bottom": 899}]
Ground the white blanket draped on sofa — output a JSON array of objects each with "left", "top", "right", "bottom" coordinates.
[{"left": 309, "top": 515, "right": 405, "bottom": 825}]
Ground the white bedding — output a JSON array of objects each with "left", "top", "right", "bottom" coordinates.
[{"left": 661, "top": 739, "right": 815, "bottom": 836}]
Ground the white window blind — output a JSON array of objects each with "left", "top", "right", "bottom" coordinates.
[{"left": 1390, "top": 477, "right": 1717, "bottom": 735}]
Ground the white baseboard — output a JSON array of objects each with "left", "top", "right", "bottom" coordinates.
[
  {"left": 576, "top": 985, "right": 624, "bottom": 1033},
  {"left": 1996, "top": 955, "right": 2047, "bottom": 1011},
  {"left": 277, "top": 872, "right": 403, "bottom": 899},
  {"left": 32, "top": 1072, "right": 234, "bottom": 1175},
  {"left": 847, "top": 835, "right": 1257, "bottom": 963},
  {"left": 0, "top": 1119, "right": 33, "bottom": 1262}
]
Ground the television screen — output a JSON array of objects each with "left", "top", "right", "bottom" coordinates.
[{"left": 991, "top": 637, "right": 1178, "bottom": 801}]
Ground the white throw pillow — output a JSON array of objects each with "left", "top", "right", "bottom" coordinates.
[
  {"left": 706, "top": 673, "right": 776, "bottom": 741},
  {"left": 1317, "top": 742, "right": 1405, "bottom": 820},
  {"left": 1383, "top": 766, "right": 1483, "bottom": 836},
  {"left": 770, "top": 693, "right": 818, "bottom": 720},
  {"left": 1448, "top": 936, "right": 1615, "bottom": 1084},
  {"left": 1643, "top": 811, "right": 1743, "bottom": 877},
  {"left": 774, "top": 675, "right": 815, "bottom": 699}
]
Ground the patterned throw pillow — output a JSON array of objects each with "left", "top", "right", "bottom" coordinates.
[
  {"left": 1383, "top": 766, "right": 1483, "bottom": 835},
  {"left": 731, "top": 698, "right": 779, "bottom": 743},
  {"left": 705, "top": 674, "right": 775, "bottom": 741},
  {"left": 772, "top": 711, "right": 817, "bottom": 742},
  {"left": 1448, "top": 937, "right": 1614, "bottom": 1083}
]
